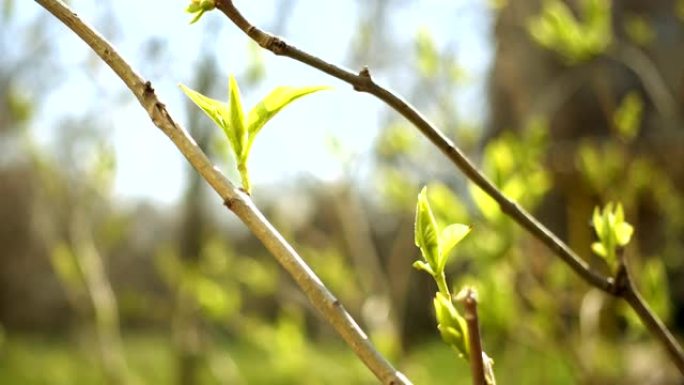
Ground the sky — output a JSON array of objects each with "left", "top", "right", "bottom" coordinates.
[{"left": 17, "top": 0, "right": 493, "bottom": 205}]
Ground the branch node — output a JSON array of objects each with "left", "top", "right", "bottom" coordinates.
[
  {"left": 142, "top": 80, "right": 156, "bottom": 103},
  {"left": 263, "top": 35, "right": 287, "bottom": 55},
  {"left": 611, "top": 262, "right": 631, "bottom": 297},
  {"left": 359, "top": 66, "right": 371, "bottom": 79},
  {"left": 223, "top": 196, "right": 237, "bottom": 210},
  {"left": 353, "top": 66, "right": 374, "bottom": 92}
]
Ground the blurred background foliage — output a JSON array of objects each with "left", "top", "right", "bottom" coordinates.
[{"left": 1, "top": 0, "right": 684, "bottom": 383}]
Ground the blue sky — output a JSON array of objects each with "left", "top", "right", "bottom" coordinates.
[{"left": 21, "top": 0, "right": 493, "bottom": 204}]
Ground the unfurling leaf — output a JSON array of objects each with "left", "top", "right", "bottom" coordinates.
[
  {"left": 438, "top": 224, "right": 471, "bottom": 271},
  {"left": 591, "top": 242, "right": 606, "bottom": 257},
  {"left": 433, "top": 292, "right": 469, "bottom": 358},
  {"left": 415, "top": 186, "right": 440, "bottom": 272},
  {"left": 412, "top": 260, "right": 435, "bottom": 276},
  {"left": 186, "top": 0, "right": 215, "bottom": 24},
  {"left": 591, "top": 202, "right": 634, "bottom": 271},
  {"left": 615, "top": 222, "right": 634, "bottom": 246},
  {"left": 246, "top": 85, "right": 328, "bottom": 154},
  {"left": 181, "top": 75, "right": 327, "bottom": 194},
  {"left": 179, "top": 84, "right": 225, "bottom": 128},
  {"left": 228, "top": 75, "right": 247, "bottom": 161}
]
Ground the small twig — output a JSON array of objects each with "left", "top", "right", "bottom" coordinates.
[
  {"left": 612, "top": 257, "right": 684, "bottom": 375},
  {"left": 213, "top": 0, "right": 684, "bottom": 374},
  {"left": 459, "top": 289, "right": 486, "bottom": 385},
  {"left": 34, "top": 1, "right": 411, "bottom": 384}
]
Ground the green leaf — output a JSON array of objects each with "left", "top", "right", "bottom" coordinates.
[
  {"left": 189, "top": 9, "right": 205, "bottom": 24},
  {"left": 591, "top": 202, "right": 634, "bottom": 271},
  {"left": 415, "top": 186, "right": 440, "bottom": 273},
  {"left": 412, "top": 260, "right": 435, "bottom": 276},
  {"left": 615, "top": 222, "right": 634, "bottom": 246},
  {"left": 592, "top": 206, "right": 604, "bottom": 240},
  {"left": 527, "top": 0, "right": 611, "bottom": 63},
  {"left": 591, "top": 242, "right": 606, "bottom": 257},
  {"left": 433, "top": 292, "right": 469, "bottom": 358},
  {"left": 186, "top": 3, "right": 202, "bottom": 12},
  {"left": 179, "top": 84, "right": 236, "bottom": 151},
  {"left": 228, "top": 75, "right": 247, "bottom": 161},
  {"left": 438, "top": 224, "right": 471, "bottom": 271},
  {"left": 245, "top": 85, "right": 328, "bottom": 155},
  {"left": 614, "top": 202, "right": 625, "bottom": 223}
]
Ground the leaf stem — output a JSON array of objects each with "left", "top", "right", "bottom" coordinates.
[
  {"left": 237, "top": 162, "right": 251, "bottom": 194},
  {"left": 436, "top": 273, "right": 450, "bottom": 298}
]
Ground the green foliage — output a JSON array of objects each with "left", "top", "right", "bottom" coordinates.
[
  {"left": 528, "top": 0, "right": 612, "bottom": 63},
  {"left": 426, "top": 182, "right": 469, "bottom": 225},
  {"left": 434, "top": 292, "right": 469, "bottom": 358},
  {"left": 613, "top": 91, "right": 643, "bottom": 141},
  {"left": 621, "top": 258, "right": 671, "bottom": 334},
  {"left": 414, "top": 186, "right": 473, "bottom": 362},
  {"left": 375, "top": 123, "right": 418, "bottom": 159},
  {"left": 155, "top": 237, "right": 244, "bottom": 323},
  {"left": 414, "top": 186, "right": 471, "bottom": 279},
  {"left": 678, "top": 0, "right": 684, "bottom": 21},
  {"left": 413, "top": 27, "right": 466, "bottom": 82},
  {"left": 375, "top": 166, "right": 419, "bottom": 210},
  {"left": 470, "top": 118, "right": 550, "bottom": 222},
  {"left": 180, "top": 76, "right": 327, "bottom": 193},
  {"left": 185, "top": 0, "right": 215, "bottom": 24},
  {"left": 49, "top": 242, "right": 85, "bottom": 297},
  {"left": 6, "top": 86, "right": 33, "bottom": 125},
  {"left": 623, "top": 14, "right": 654, "bottom": 46},
  {"left": 414, "top": 187, "right": 441, "bottom": 276},
  {"left": 415, "top": 28, "right": 439, "bottom": 77},
  {"left": 591, "top": 202, "right": 634, "bottom": 271},
  {"left": 577, "top": 141, "right": 627, "bottom": 195}
]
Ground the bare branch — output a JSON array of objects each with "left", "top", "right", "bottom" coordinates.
[
  {"left": 213, "top": 0, "right": 684, "bottom": 374},
  {"left": 613, "top": 260, "right": 684, "bottom": 375},
  {"left": 460, "top": 289, "right": 486, "bottom": 385},
  {"left": 33, "top": 1, "right": 411, "bottom": 383}
]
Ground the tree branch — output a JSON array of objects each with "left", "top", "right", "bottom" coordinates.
[
  {"left": 34, "top": 1, "right": 411, "bottom": 384},
  {"left": 213, "top": 0, "right": 684, "bottom": 375},
  {"left": 460, "top": 289, "right": 486, "bottom": 385},
  {"left": 212, "top": 0, "right": 608, "bottom": 291},
  {"left": 613, "top": 261, "right": 684, "bottom": 375}
]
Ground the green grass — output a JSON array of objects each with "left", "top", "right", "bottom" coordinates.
[{"left": 0, "top": 331, "right": 579, "bottom": 384}]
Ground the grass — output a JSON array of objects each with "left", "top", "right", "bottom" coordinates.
[{"left": 0, "top": 330, "right": 579, "bottom": 384}]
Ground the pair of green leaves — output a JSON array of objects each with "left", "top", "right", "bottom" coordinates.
[
  {"left": 413, "top": 186, "right": 471, "bottom": 358},
  {"left": 180, "top": 76, "right": 327, "bottom": 193},
  {"left": 414, "top": 186, "right": 471, "bottom": 279},
  {"left": 186, "top": 0, "right": 215, "bottom": 24},
  {"left": 591, "top": 202, "right": 634, "bottom": 271}
]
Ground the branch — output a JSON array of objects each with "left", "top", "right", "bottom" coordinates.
[
  {"left": 460, "top": 289, "right": 486, "bottom": 385},
  {"left": 34, "top": 1, "right": 411, "bottom": 384},
  {"left": 613, "top": 261, "right": 684, "bottom": 375},
  {"left": 213, "top": 0, "right": 684, "bottom": 375},
  {"left": 213, "top": 0, "right": 608, "bottom": 291}
]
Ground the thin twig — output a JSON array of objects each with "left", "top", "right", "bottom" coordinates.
[
  {"left": 33, "top": 1, "right": 411, "bottom": 383},
  {"left": 614, "top": 261, "right": 684, "bottom": 375},
  {"left": 213, "top": 0, "right": 684, "bottom": 375},
  {"left": 460, "top": 289, "right": 486, "bottom": 385}
]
